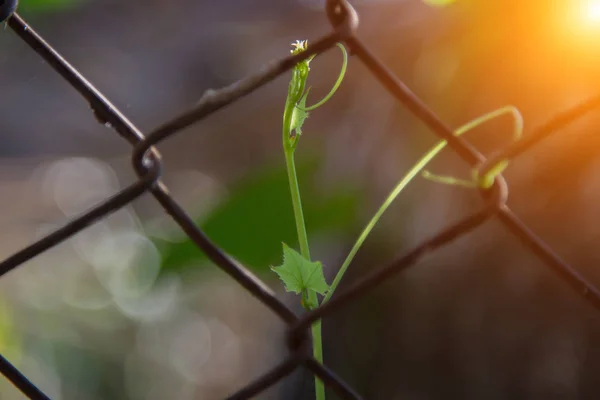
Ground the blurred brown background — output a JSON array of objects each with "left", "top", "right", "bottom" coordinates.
[{"left": 2, "top": 0, "right": 600, "bottom": 399}]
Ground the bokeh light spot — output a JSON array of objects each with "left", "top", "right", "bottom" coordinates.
[{"left": 422, "top": 0, "right": 455, "bottom": 7}]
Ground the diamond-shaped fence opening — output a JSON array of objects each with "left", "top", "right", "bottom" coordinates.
[{"left": 2, "top": 1, "right": 600, "bottom": 399}]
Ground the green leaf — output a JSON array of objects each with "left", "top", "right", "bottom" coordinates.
[
  {"left": 290, "top": 87, "right": 311, "bottom": 136},
  {"left": 271, "top": 243, "right": 329, "bottom": 295}
]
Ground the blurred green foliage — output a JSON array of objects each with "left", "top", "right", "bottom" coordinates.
[
  {"left": 17, "top": 0, "right": 87, "bottom": 13},
  {"left": 155, "top": 159, "right": 363, "bottom": 277},
  {"left": 0, "top": 300, "right": 20, "bottom": 363}
]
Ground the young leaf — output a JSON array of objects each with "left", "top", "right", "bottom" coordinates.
[
  {"left": 290, "top": 87, "right": 311, "bottom": 137},
  {"left": 271, "top": 243, "right": 329, "bottom": 295}
]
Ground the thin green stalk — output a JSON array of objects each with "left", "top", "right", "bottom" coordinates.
[
  {"left": 284, "top": 149, "right": 311, "bottom": 259},
  {"left": 322, "top": 106, "right": 523, "bottom": 304},
  {"left": 279, "top": 40, "right": 348, "bottom": 400},
  {"left": 283, "top": 146, "right": 325, "bottom": 400}
]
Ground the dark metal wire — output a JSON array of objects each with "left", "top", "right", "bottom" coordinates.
[
  {"left": 0, "top": 354, "right": 50, "bottom": 400},
  {"left": 0, "top": 162, "right": 161, "bottom": 277},
  {"left": 478, "top": 94, "right": 600, "bottom": 179},
  {"left": 1, "top": 0, "right": 600, "bottom": 398},
  {"left": 304, "top": 357, "right": 364, "bottom": 400},
  {"left": 225, "top": 356, "right": 301, "bottom": 400},
  {"left": 292, "top": 204, "right": 499, "bottom": 335}
]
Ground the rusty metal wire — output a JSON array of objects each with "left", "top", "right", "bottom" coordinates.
[{"left": 1, "top": 1, "right": 600, "bottom": 399}]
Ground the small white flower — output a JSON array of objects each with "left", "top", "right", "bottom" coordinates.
[{"left": 290, "top": 40, "right": 308, "bottom": 54}]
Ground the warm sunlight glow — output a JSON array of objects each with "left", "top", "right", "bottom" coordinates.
[
  {"left": 558, "top": 0, "right": 600, "bottom": 47},
  {"left": 584, "top": 1, "right": 600, "bottom": 24}
]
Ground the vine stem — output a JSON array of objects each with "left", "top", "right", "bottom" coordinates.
[
  {"left": 284, "top": 144, "right": 325, "bottom": 400},
  {"left": 322, "top": 106, "right": 523, "bottom": 305}
]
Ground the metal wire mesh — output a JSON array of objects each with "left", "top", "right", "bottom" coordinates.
[{"left": 2, "top": 1, "right": 600, "bottom": 399}]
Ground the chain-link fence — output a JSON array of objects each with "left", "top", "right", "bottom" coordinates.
[{"left": 2, "top": 0, "right": 600, "bottom": 399}]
